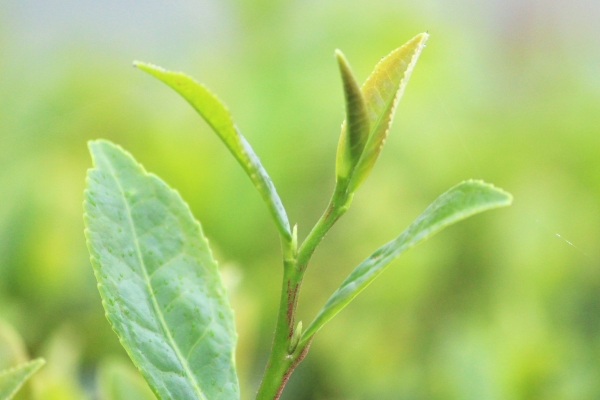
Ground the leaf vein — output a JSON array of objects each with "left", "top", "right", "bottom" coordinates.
[
  {"left": 148, "top": 253, "right": 183, "bottom": 279},
  {"left": 99, "top": 150, "right": 208, "bottom": 400},
  {"left": 185, "top": 317, "right": 215, "bottom": 361}
]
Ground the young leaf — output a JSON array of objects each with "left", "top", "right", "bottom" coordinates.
[
  {"left": 0, "top": 359, "right": 45, "bottom": 400},
  {"left": 347, "top": 33, "right": 428, "bottom": 193},
  {"left": 134, "top": 62, "right": 291, "bottom": 242},
  {"left": 302, "top": 180, "right": 512, "bottom": 341},
  {"left": 84, "top": 140, "right": 239, "bottom": 400},
  {"left": 335, "top": 50, "right": 370, "bottom": 181},
  {"left": 98, "top": 358, "right": 157, "bottom": 400}
]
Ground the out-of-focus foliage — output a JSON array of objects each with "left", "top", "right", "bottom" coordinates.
[
  {"left": 32, "top": 325, "right": 89, "bottom": 400},
  {"left": 0, "top": 320, "right": 45, "bottom": 400},
  {"left": 1, "top": 0, "right": 600, "bottom": 399},
  {"left": 0, "top": 358, "right": 45, "bottom": 400},
  {"left": 0, "top": 320, "right": 28, "bottom": 371},
  {"left": 96, "top": 357, "right": 156, "bottom": 400}
]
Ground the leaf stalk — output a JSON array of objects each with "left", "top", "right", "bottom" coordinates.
[{"left": 256, "top": 181, "right": 351, "bottom": 399}]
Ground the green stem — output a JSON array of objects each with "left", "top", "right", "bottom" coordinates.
[
  {"left": 255, "top": 182, "right": 352, "bottom": 399},
  {"left": 255, "top": 258, "right": 306, "bottom": 400},
  {"left": 296, "top": 182, "right": 352, "bottom": 270}
]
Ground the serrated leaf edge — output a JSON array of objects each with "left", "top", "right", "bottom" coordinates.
[
  {"left": 0, "top": 358, "right": 45, "bottom": 400},
  {"left": 348, "top": 33, "right": 428, "bottom": 193},
  {"left": 302, "top": 179, "right": 512, "bottom": 341},
  {"left": 133, "top": 61, "right": 292, "bottom": 242},
  {"left": 83, "top": 139, "right": 237, "bottom": 400}
]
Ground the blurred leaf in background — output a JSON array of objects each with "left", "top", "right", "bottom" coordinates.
[
  {"left": 0, "top": 358, "right": 45, "bottom": 400},
  {"left": 96, "top": 357, "right": 156, "bottom": 400},
  {"left": 31, "top": 325, "right": 88, "bottom": 400},
  {"left": 0, "top": 320, "right": 29, "bottom": 370},
  {"left": 0, "top": 319, "right": 37, "bottom": 400},
  {"left": 1, "top": 0, "right": 600, "bottom": 399}
]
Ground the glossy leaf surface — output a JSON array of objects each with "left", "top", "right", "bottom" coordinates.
[
  {"left": 347, "top": 33, "right": 428, "bottom": 193},
  {"left": 0, "top": 359, "right": 45, "bottom": 400},
  {"left": 134, "top": 62, "right": 291, "bottom": 241},
  {"left": 335, "top": 50, "right": 370, "bottom": 180},
  {"left": 303, "top": 180, "right": 512, "bottom": 340},
  {"left": 84, "top": 140, "right": 239, "bottom": 400}
]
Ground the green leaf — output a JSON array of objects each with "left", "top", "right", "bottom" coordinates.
[
  {"left": 134, "top": 62, "right": 291, "bottom": 242},
  {"left": 335, "top": 50, "right": 370, "bottom": 181},
  {"left": 347, "top": 33, "right": 428, "bottom": 193},
  {"left": 84, "top": 140, "right": 239, "bottom": 400},
  {"left": 98, "top": 358, "right": 157, "bottom": 400},
  {"left": 302, "top": 180, "right": 512, "bottom": 341},
  {"left": 0, "top": 359, "right": 45, "bottom": 400}
]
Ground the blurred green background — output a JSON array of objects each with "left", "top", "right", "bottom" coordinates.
[{"left": 1, "top": 0, "right": 600, "bottom": 399}]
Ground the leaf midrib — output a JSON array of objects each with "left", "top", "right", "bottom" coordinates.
[
  {"left": 364, "top": 70, "right": 403, "bottom": 149},
  {"left": 99, "top": 150, "right": 207, "bottom": 400},
  {"left": 347, "top": 82, "right": 399, "bottom": 187}
]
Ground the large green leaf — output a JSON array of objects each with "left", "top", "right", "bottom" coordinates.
[
  {"left": 0, "top": 359, "right": 45, "bottom": 400},
  {"left": 134, "top": 62, "right": 291, "bottom": 242},
  {"left": 84, "top": 140, "right": 239, "bottom": 400},
  {"left": 335, "top": 50, "right": 370, "bottom": 181},
  {"left": 347, "top": 33, "right": 428, "bottom": 193},
  {"left": 302, "top": 180, "right": 512, "bottom": 341}
]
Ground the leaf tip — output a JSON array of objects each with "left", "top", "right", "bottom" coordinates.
[
  {"left": 87, "top": 140, "right": 103, "bottom": 164},
  {"left": 455, "top": 180, "right": 513, "bottom": 214},
  {"left": 87, "top": 139, "right": 112, "bottom": 162},
  {"left": 402, "top": 32, "right": 429, "bottom": 65},
  {"left": 32, "top": 358, "right": 46, "bottom": 369},
  {"left": 411, "top": 32, "right": 429, "bottom": 49},
  {"left": 133, "top": 61, "right": 167, "bottom": 76},
  {"left": 334, "top": 49, "right": 352, "bottom": 74},
  {"left": 468, "top": 179, "right": 513, "bottom": 206},
  {"left": 86, "top": 140, "right": 139, "bottom": 174}
]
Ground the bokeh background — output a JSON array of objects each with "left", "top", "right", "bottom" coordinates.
[{"left": 1, "top": 0, "right": 600, "bottom": 399}]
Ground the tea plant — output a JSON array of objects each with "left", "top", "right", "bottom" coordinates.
[{"left": 84, "top": 33, "right": 512, "bottom": 399}]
